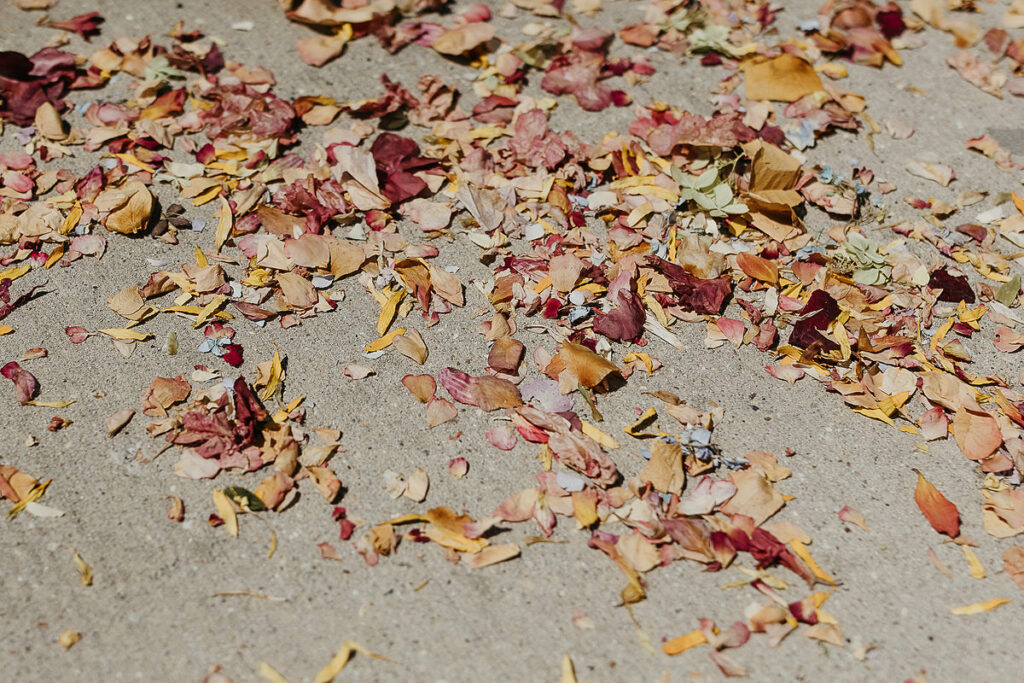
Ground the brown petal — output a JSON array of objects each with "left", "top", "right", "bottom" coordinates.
[{"left": 488, "top": 336, "right": 524, "bottom": 374}]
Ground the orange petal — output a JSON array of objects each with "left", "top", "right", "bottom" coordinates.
[{"left": 913, "top": 469, "right": 960, "bottom": 538}]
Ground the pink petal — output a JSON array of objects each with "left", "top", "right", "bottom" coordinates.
[{"left": 485, "top": 425, "right": 517, "bottom": 451}]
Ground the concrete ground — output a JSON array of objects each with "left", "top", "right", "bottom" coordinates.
[{"left": 1, "top": 0, "right": 1023, "bottom": 681}]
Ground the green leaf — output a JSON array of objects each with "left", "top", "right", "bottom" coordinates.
[
  {"left": 996, "top": 275, "right": 1021, "bottom": 307},
  {"left": 712, "top": 183, "right": 733, "bottom": 207},
  {"left": 224, "top": 486, "right": 268, "bottom": 512},
  {"left": 694, "top": 167, "right": 718, "bottom": 190},
  {"left": 694, "top": 193, "right": 717, "bottom": 210}
]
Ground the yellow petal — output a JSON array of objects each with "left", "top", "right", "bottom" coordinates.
[
  {"left": 581, "top": 421, "right": 620, "bottom": 450},
  {"left": 314, "top": 641, "right": 387, "bottom": 683},
  {"left": 44, "top": 244, "right": 65, "bottom": 269},
  {"left": 624, "top": 407, "right": 658, "bottom": 437},
  {"left": 260, "top": 345, "right": 283, "bottom": 401},
  {"left": 962, "top": 546, "right": 986, "bottom": 579},
  {"left": 214, "top": 196, "right": 232, "bottom": 252},
  {"left": 951, "top": 598, "right": 1010, "bottom": 615},
  {"left": 212, "top": 489, "right": 238, "bottom": 537},
  {"left": 25, "top": 400, "right": 76, "bottom": 408},
  {"left": 622, "top": 351, "right": 654, "bottom": 375},
  {"left": 790, "top": 539, "right": 837, "bottom": 585},
  {"left": 0, "top": 264, "right": 31, "bottom": 282},
  {"left": 71, "top": 548, "right": 93, "bottom": 586},
  {"left": 364, "top": 328, "right": 406, "bottom": 353},
  {"left": 377, "top": 288, "right": 406, "bottom": 336},
  {"left": 258, "top": 662, "right": 289, "bottom": 683},
  {"left": 662, "top": 628, "right": 708, "bottom": 655},
  {"left": 273, "top": 395, "right": 305, "bottom": 423},
  {"left": 193, "top": 294, "right": 228, "bottom": 328},
  {"left": 97, "top": 328, "right": 152, "bottom": 341},
  {"left": 560, "top": 654, "right": 578, "bottom": 683}
]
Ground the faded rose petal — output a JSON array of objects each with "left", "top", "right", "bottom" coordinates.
[
  {"left": 918, "top": 406, "right": 949, "bottom": 441},
  {"left": 402, "top": 198, "right": 452, "bottom": 232},
  {"left": 715, "top": 317, "right": 746, "bottom": 348},
  {"left": 343, "top": 363, "right": 375, "bottom": 379},
  {"left": 448, "top": 457, "right": 468, "bottom": 479},
  {"left": 593, "top": 291, "right": 646, "bottom": 341},
  {"left": 485, "top": 425, "right": 517, "bottom": 451},
  {"left": 494, "top": 488, "right": 538, "bottom": 522},
  {"left": 541, "top": 54, "right": 614, "bottom": 112},
  {"left": 438, "top": 367, "right": 478, "bottom": 406},
  {"left": 276, "top": 272, "right": 318, "bottom": 309},
  {"left": 719, "top": 469, "right": 784, "bottom": 526},
  {"left": 141, "top": 376, "right": 191, "bottom": 416},
  {"left": 432, "top": 22, "right": 495, "bottom": 56},
  {"left": 993, "top": 326, "right": 1024, "bottom": 353},
  {"left": 558, "top": 342, "right": 620, "bottom": 389},
  {"left": 105, "top": 408, "right": 134, "bottom": 437},
  {"left": 838, "top": 505, "right": 868, "bottom": 531},
  {"left": 488, "top": 336, "right": 524, "bottom": 374},
  {"left": 708, "top": 650, "right": 747, "bottom": 678},
  {"left": 1004, "top": 546, "right": 1024, "bottom": 589},
  {"left": 64, "top": 326, "right": 91, "bottom": 343},
  {"left": 173, "top": 447, "right": 221, "bottom": 479},
  {"left": 953, "top": 406, "right": 1002, "bottom": 461},
  {"left": 789, "top": 289, "right": 840, "bottom": 351},
  {"left": 69, "top": 234, "right": 106, "bottom": 258},
  {"left": 520, "top": 378, "right": 574, "bottom": 413},
  {"left": 701, "top": 619, "right": 751, "bottom": 650},
  {"left": 425, "top": 397, "right": 457, "bottom": 427},
  {"left": 982, "top": 489, "right": 1024, "bottom": 538},
  {"left": 1, "top": 361, "right": 37, "bottom": 403},
  {"left": 437, "top": 367, "right": 520, "bottom": 411},
  {"left": 765, "top": 364, "right": 804, "bottom": 385},
  {"left": 402, "top": 374, "right": 436, "bottom": 403},
  {"left": 474, "top": 375, "right": 522, "bottom": 411},
  {"left": 296, "top": 33, "right": 348, "bottom": 68}
]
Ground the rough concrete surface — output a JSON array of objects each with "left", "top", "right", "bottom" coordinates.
[{"left": 1, "top": 1, "right": 1023, "bottom": 682}]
